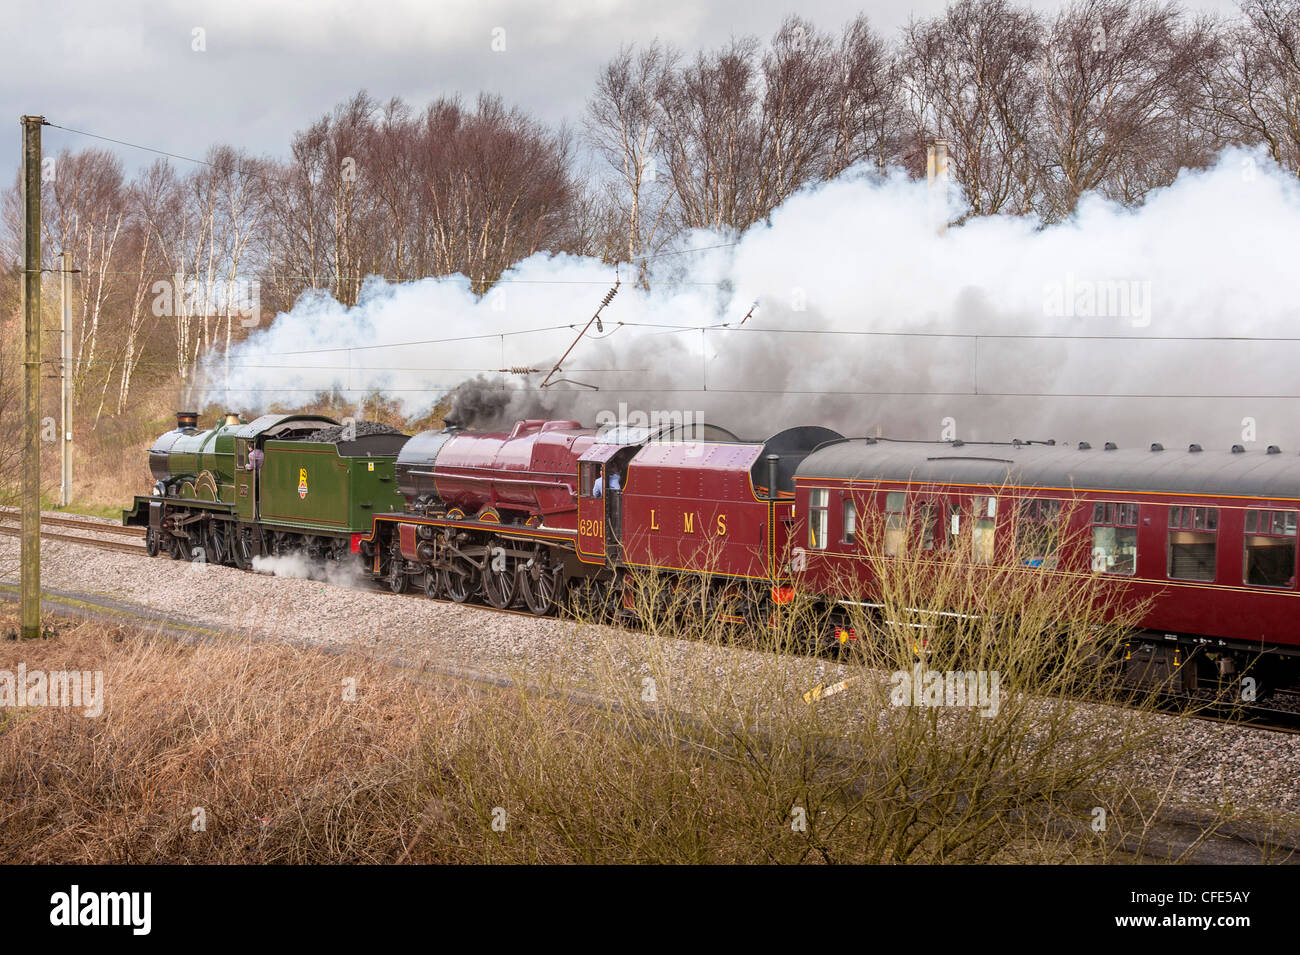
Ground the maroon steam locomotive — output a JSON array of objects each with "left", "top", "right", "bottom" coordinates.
[{"left": 371, "top": 418, "right": 836, "bottom": 615}]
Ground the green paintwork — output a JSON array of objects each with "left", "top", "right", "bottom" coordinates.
[
  {"left": 121, "top": 494, "right": 232, "bottom": 527},
  {"left": 234, "top": 438, "right": 255, "bottom": 522},
  {"left": 256, "top": 440, "right": 406, "bottom": 533},
  {"left": 123, "top": 414, "right": 407, "bottom": 538},
  {"left": 164, "top": 422, "right": 239, "bottom": 498}
]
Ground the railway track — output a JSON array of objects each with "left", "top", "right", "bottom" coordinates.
[
  {"left": 0, "top": 509, "right": 146, "bottom": 556},
  {"left": 1175, "top": 696, "right": 1300, "bottom": 735}
]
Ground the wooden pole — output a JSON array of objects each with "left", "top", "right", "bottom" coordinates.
[{"left": 20, "top": 115, "right": 45, "bottom": 639}]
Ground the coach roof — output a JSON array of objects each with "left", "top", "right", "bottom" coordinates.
[{"left": 795, "top": 438, "right": 1300, "bottom": 501}]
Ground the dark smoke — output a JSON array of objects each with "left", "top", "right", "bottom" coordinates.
[{"left": 447, "top": 374, "right": 556, "bottom": 429}]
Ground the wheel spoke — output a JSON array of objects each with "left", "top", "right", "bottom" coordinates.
[
  {"left": 518, "top": 547, "right": 561, "bottom": 615},
  {"left": 442, "top": 557, "right": 479, "bottom": 603},
  {"left": 484, "top": 552, "right": 517, "bottom": 609}
]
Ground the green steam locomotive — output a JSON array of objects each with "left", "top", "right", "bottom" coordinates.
[{"left": 122, "top": 411, "right": 408, "bottom": 568}]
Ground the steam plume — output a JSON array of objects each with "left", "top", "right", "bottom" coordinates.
[{"left": 202, "top": 149, "right": 1300, "bottom": 449}]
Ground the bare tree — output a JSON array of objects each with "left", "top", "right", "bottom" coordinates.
[
  {"left": 903, "top": 0, "right": 1045, "bottom": 217},
  {"left": 585, "top": 43, "right": 677, "bottom": 273},
  {"left": 419, "top": 95, "right": 576, "bottom": 292},
  {"left": 1200, "top": 0, "right": 1300, "bottom": 173},
  {"left": 654, "top": 37, "right": 767, "bottom": 232},
  {"left": 1037, "top": 0, "right": 1214, "bottom": 218},
  {"left": 827, "top": 15, "right": 904, "bottom": 178},
  {"left": 40, "top": 149, "right": 128, "bottom": 395}
]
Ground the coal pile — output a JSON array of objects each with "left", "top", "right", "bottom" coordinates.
[{"left": 306, "top": 421, "right": 403, "bottom": 443}]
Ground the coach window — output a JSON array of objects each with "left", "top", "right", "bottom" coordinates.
[
  {"left": 842, "top": 497, "right": 857, "bottom": 545},
  {"left": 809, "top": 488, "right": 829, "bottom": 550},
  {"left": 1092, "top": 502, "right": 1138, "bottom": 575},
  {"left": 1167, "top": 506, "right": 1219, "bottom": 582},
  {"left": 884, "top": 492, "right": 906, "bottom": 556},
  {"left": 1017, "top": 498, "right": 1062, "bottom": 569},
  {"left": 1244, "top": 509, "right": 1297, "bottom": 588},
  {"left": 917, "top": 502, "right": 938, "bottom": 550},
  {"left": 971, "top": 496, "right": 997, "bottom": 563}
]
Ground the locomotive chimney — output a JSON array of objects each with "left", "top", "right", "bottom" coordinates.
[
  {"left": 223, "top": 412, "right": 241, "bottom": 427},
  {"left": 766, "top": 454, "right": 781, "bottom": 501},
  {"left": 927, "top": 139, "right": 950, "bottom": 235},
  {"left": 175, "top": 411, "right": 198, "bottom": 431}
]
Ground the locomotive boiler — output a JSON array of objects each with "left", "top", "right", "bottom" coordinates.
[{"left": 395, "top": 419, "right": 595, "bottom": 528}]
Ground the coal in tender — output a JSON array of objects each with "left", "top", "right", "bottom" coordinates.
[{"left": 306, "top": 421, "right": 404, "bottom": 443}]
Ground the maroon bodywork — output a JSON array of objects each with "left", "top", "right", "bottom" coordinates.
[
  {"left": 398, "top": 419, "right": 596, "bottom": 529},
  {"left": 614, "top": 440, "right": 791, "bottom": 580},
  {"left": 791, "top": 440, "right": 1300, "bottom": 654}
]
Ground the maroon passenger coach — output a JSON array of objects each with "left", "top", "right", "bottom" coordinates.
[{"left": 792, "top": 436, "right": 1300, "bottom": 693}]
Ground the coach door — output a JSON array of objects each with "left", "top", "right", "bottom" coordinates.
[{"left": 235, "top": 438, "right": 255, "bottom": 521}]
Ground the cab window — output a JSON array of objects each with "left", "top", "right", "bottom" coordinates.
[{"left": 579, "top": 461, "right": 599, "bottom": 498}]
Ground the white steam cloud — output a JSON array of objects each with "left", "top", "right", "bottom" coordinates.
[
  {"left": 251, "top": 552, "right": 368, "bottom": 589},
  {"left": 203, "top": 148, "right": 1300, "bottom": 449}
]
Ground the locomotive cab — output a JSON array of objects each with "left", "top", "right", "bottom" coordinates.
[
  {"left": 577, "top": 447, "right": 637, "bottom": 562},
  {"left": 234, "top": 436, "right": 257, "bottom": 521}
]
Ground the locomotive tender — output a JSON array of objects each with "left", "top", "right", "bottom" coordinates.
[{"left": 125, "top": 412, "right": 1300, "bottom": 695}]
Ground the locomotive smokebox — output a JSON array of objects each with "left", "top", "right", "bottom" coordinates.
[{"left": 175, "top": 411, "right": 198, "bottom": 431}]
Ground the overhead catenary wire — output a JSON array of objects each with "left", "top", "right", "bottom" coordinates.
[{"left": 198, "top": 386, "right": 1300, "bottom": 399}]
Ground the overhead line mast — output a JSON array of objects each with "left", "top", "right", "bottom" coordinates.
[{"left": 20, "top": 115, "right": 46, "bottom": 640}]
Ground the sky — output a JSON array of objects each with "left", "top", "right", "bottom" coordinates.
[{"left": 3, "top": 0, "right": 1246, "bottom": 186}]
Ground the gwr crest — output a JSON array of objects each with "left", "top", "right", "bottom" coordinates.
[{"left": 298, "top": 467, "right": 308, "bottom": 499}]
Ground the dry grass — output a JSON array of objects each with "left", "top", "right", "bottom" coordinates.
[
  {"left": 0, "top": 613, "right": 436, "bottom": 863},
  {"left": 0, "top": 507, "right": 1244, "bottom": 864}
]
